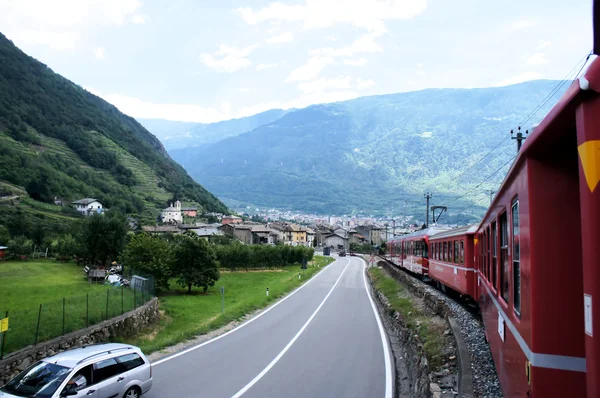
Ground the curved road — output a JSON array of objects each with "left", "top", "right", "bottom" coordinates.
[{"left": 147, "top": 256, "right": 393, "bottom": 398}]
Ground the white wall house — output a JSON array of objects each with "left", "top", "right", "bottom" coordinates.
[
  {"left": 162, "top": 201, "right": 182, "bottom": 223},
  {"left": 71, "top": 198, "right": 103, "bottom": 216}
]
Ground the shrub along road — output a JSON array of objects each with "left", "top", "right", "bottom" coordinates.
[{"left": 146, "top": 256, "right": 393, "bottom": 398}]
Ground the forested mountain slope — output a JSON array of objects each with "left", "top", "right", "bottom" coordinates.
[
  {"left": 0, "top": 32, "right": 227, "bottom": 233},
  {"left": 170, "top": 80, "right": 566, "bottom": 222}
]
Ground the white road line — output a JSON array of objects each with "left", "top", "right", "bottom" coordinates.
[
  {"left": 153, "top": 257, "right": 342, "bottom": 366},
  {"left": 360, "top": 258, "right": 393, "bottom": 398},
  {"left": 230, "top": 259, "right": 351, "bottom": 398}
]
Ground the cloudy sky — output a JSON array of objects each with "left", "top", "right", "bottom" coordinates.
[{"left": 0, "top": 0, "right": 593, "bottom": 123}]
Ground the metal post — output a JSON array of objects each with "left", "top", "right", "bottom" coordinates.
[
  {"left": 86, "top": 293, "right": 89, "bottom": 327},
  {"left": 424, "top": 192, "right": 432, "bottom": 228},
  {"left": 221, "top": 286, "right": 224, "bottom": 314},
  {"left": 134, "top": 288, "right": 137, "bottom": 309},
  {"left": 0, "top": 311, "right": 7, "bottom": 360},
  {"left": 34, "top": 304, "right": 42, "bottom": 345},
  {"left": 121, "top": 286, "right": 124, "bottom": 315},
  {"left": 62, "top": 297, "right": 65, "bottom": 336},
  {"left": 105, "top": 290, "right": 109, "bottom": 320}
]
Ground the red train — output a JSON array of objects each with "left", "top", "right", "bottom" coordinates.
[{"left": 385, "top": 56, "right": 600, "bottom": 397}]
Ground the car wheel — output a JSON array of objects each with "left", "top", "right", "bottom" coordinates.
[{"left": 124, "top": 386, "right": 141, "bottom": 398}]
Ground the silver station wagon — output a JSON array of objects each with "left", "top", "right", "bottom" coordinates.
[{"left": 0, "top": 343, "right": 152, "bottom": 398}]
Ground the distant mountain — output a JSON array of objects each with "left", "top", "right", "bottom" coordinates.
[
  {"left": 138, "top": 109, "right": 290, "bottom": 150},
  {"left": 0, "top": 32, "right": 227, "bottom": 233},
  {"left": 169, "top": 81, "right": 567, "bottom": 223}
]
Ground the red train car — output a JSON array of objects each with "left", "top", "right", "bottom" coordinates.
[
  {"left": 428, "top": 225, "right": 477, "bottom": 298},
  {"left": 385, "top": 227, "right": 450, "bottom": 277},
  {"left": 474, "top": 58, "right": 600, "bottom": 397}
]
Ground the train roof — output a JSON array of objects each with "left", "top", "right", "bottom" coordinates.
[
  {"left": 478, "top": 57, "right": 600, "bottom": 233},
  {"left": 429, "top": 224, "right": 479, "bottom": 240},
  {"left": 388, "top": 226, "right": 452, "bottom": 243}
]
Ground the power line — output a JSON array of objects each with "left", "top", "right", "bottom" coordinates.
[
  {"left": 455, "top": 51, "right": 592, "bottom": 183},
  {"left": 518, "top": 51, "right": 592, "bottom": 128},
  {"left": 451, "top": 155, "right": 517, "bottom": 213}
]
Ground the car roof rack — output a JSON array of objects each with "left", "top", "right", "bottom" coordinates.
[{"left": 75, "top": 347, "right": 133, "bottom": 365}]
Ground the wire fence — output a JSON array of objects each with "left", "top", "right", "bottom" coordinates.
[{"left": 0, "top": 279, "right": 154, "bottom": 359}]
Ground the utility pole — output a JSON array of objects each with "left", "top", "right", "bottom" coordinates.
[
  {"left": 486, "top": 190, "right": 495, "bottom": 205},
  {"left": 511, "top": 126, "right": 528, "bottom": 152},
  {"left": 424, "top": 192, "right": 432, "bottom": 228},
  {"left": 392, "top": 219, "right": 396, "bottom": 237}
]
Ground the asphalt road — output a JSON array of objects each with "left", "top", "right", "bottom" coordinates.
[{"left": 147, "top": 256, "right": 393, "bottom": 398}]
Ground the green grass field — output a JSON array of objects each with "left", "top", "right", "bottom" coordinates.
[
  {"left": 124, "top": 256, "right": 335, "bottom": 354},
  {"left": 0, "top": 260, "right": 147, "bottom": 356}
]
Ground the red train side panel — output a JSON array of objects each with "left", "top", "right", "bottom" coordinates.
[
  {"left": 473, "top": 59, "right": 600, "bottom": 396},
  {"left": 428, "top": 225, "right": 477, "bottom": 298}
]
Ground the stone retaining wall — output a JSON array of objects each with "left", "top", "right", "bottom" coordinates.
[
  {"left": 366, "top": 270, "right": 431, "bottom": 397},
  {"left": 374, "top": 258, "right": 474, "bottom": 398},
  {"left": 0, "top": 298, "right": 159, "bottom": 385}
]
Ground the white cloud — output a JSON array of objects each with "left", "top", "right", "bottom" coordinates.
[
  {"left": 200, "top": 44, "right": 256, "bottom": 72},
  {"left": 419, "top": 131, "right": 433, "bottom": 138},
  {"left": 238, "top": 0, "right": 427, "bottom": 33},
  {"left": 522, "top": 52, "right": 548, "bottom": 66},
  {"left": 238, "top": 91, "right": 359, "bottom": 117},
  {"left": 311, "top": 31, "right": 383, "bottom": 57},
  {"left": 343, "top": 58, "right": 367, "bottom": 66},
  {"left": 356, "top": 78, "right": 375, "bottom": 89},
  {"left": 286, "top": 56, "right": 334, "bottom": 82},
  {"left": 86, "top": 87, "right": 234, "bottom": 123},
  {"left": 238, "top": 88, "right": 252, "bottom": 92},
  {"left": 537, "top": 40, "right": 551, "bottom": 50},
  {"left": 94, "top": 47, "right": 105, "bottom": 60},
  {"left": 265, "top": 32, "right": 294, "bottom": 44},
  {"left": 0, "top": 0, "right": 143, "bottom": 51},
  {"left": 256, "top": 63, "right": 280, "bottom": 70},
  {"left": 131, "top": 14, "right": 146, "bottom": 24},
  {"left": 298, "top": 76, "right": 352, "bottom": 94},
  {"left": 510, "top": 19, "right": 537, "bottom": 32},
  {"left": 495, "top": 72, "right": 544, "bottom": 86}
]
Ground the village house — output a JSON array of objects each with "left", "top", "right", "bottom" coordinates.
[
  {"left": 181, "top": 207, "right": 198, "bottom": 217},
  {"left": 222, "top": 215, "right": 242, "bottom": 225},
  {"left": 0, "top": 246, "right": 6, "bottom": 259},
  {"left": 356, "top": 225, "right": 383, "bottom": 246},
  {"left": 142, "top": 225, "right": 181, "bottom": 234},
  {"left": 305, "top": 228, "right": 316, "bottom": 247},
  {"left": 161, "top": 201, "right": 182, "bottom": 224},
  {"left": 269, "top": 222, "right": 308, "bottom": 246},
  {"left": 324, "top": 232, "right": 348, "bottom": 251},
  {"left": 219, "top": 223, "right": 275, "bottom": 245},
  {"left": 71, "top": 198, "right": 103, "bottom": 216}
]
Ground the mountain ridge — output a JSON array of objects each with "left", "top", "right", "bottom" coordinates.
[
  {"left": 0, "top": 31, "right": 228, "bottom": 234},
  {"left": 166, "top": 79, "right": 567, "bottom": 222}
]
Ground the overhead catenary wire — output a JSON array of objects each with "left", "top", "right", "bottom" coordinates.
[{"left": 455, "top": 51, "right": 593, "bottom": 183}]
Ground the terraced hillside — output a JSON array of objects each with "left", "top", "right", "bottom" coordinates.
[{"left": 0, "top": 31, "right": 227, "bottom": 233}]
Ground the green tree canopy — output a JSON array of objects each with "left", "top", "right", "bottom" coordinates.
[
  {"left": 79, "top": 212, "right": 128, "bottom": 265},
  {"left": 122, "top": 233, "right": 172, "bottom": 292},
  {"left": 171, "top": 233, "right": 220, "bottom": 294}
]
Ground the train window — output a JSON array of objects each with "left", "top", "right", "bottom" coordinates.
[
  {"left": 500, "top": 212, "right": 509, "bottom": 302},
  {"left": 443, "top": 242, "right": 447, "bottom": 261},
  {"left": 512, "top": 200, "right": 521, "bottom": 315},
  {"left": 491, "top": 222, "right": 497, "bottom": 288},
  {"left": 486, "top": 228, "right": 491, "bottom": 281},
  {"left": 454, "top": 241, "right": 459, "bottom": 264},
  {"left": 423, "top": 241, "right": 428, "bottom": 258},
  {"left": 460, "top": 240, "right": 464, "bottom": 264},
  {"left": 482, "top": 232, "right": 487, "bottom": 278}
]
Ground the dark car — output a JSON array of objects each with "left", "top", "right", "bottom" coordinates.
[{"left": 339, "top": 251, "right": 346, "bottom": 257}]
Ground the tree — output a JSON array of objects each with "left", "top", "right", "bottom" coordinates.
[
  {"left": 122, "top": 233, "right": 171, "bottom": 292},
  {"left": 55, "top": 234, "right": 80, "bottom": 259},
  {"left": 6, "top": 235, "right": 33, "bottom": 259},
  {"left": 79, "top": 212, "right": 128, "bottom": 265},
  {"left": 171, "top": 233, "right": 220, "bottom": 294},
  {"left": 0, "top": 225, "right": 10, "bottom": 244}
]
